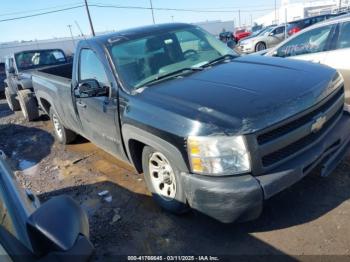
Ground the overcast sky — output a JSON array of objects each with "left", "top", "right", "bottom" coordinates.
[{"left": 0, "top": 0, "right": 283, "bottom": 42}]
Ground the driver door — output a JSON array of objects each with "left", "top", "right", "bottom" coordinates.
[{"left": 75, "top": 48, "right": 123, "bottom": 157}]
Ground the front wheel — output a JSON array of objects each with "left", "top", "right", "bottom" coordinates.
[
  {"left": 49, "top": 108, "right": 76, "bottom": 144},
  {"left": 4, "top": 87, "right": 20, "bottom": 111},
  {"left": 255, "top": 42, "right": 266, "bottom": 52},
  {"left": 142, "top": 146, "right": 188, "bottom": 214}
]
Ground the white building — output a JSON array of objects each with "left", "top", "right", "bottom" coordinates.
[{"left": 255, "top": 0, "right": 350, "bottom": 26}]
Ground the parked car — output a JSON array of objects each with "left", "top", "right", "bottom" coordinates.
[
  {"left": 233, "top": 28, "right": 251, "bottom": 42},
  {"left": 287, "top": 13, "right": 342, "bottom": 36},
  {"left": 0, "top": 150, "right": 93, "bottom": 260},
  {"left": 237, "top": 24, "right": 287, "bottom": 53},
  {"left": 0, "top": 63, "right": 5, "bottom": 96},
  {"left": 266, "top": 14, "right": 350, "bottom": 103},
  {"left": 4, "top": 49, "right": 68, "bottom": 121},
  {"left": 32, "top": 23, "right": 350, "bottom": 223}
]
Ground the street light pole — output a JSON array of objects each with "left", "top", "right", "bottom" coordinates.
[
  {"left": 149, "top": 0, "right": 156, "bottom": 24},
  {"left": 274, "top": 0, "right": 277, "bottom": 24},
  {"left": 67, "top": 24, "right": 75, "bottom": 48},
  {"left": 84, "top": 0, "right": 95, "bottom": 36},
  {"left": 238, "top": 10, "right": 241, "bottom": 27}
]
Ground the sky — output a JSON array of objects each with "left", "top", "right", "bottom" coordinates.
[{"left": 0, "top": 0, "right": 283, "bottom": 42}]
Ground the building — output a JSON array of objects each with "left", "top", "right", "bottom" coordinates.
[
  {"left": 254, "top": 0, "right": 350, "bottom": 26},
  {"left": 194, "top": 20, "right": 235, "bottom": 35}
]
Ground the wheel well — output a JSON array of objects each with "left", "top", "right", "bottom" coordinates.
[
  {"left": 256, "top": 41, "right": 266, "bottom": 49},
  {"left": 128, "top": 139, "right": 145, "bottom": 174},
  {"left": 40, "top": 98, "right": 51, "bottom": 114}
]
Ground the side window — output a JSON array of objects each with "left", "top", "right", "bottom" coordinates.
[
  {"left": 5, "top": 58, "right": 13, "bottom": 71},
  {"left": 79, "top": 49, "right": 109, "bottom": 86},
  {"left": 273, "top": 27, "right": 285, "bottom": 35},
  {"left": 336, "top": 22, "right": 350, "bottom": 49},
  {"left": 276, "top": 25, "right": 334, "bottom": 57}
]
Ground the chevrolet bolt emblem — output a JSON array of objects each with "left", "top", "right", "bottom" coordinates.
[{"left": 311, "top": 115, "right": 327, "bottom": 133}]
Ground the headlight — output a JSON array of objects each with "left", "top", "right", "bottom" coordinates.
[{"left": 187, "top": 136, "right": 251, "bottom": 176}]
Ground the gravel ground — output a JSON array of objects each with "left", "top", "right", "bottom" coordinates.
[{"left": 1, "top": 98, "right": 350, "bottom": 261}]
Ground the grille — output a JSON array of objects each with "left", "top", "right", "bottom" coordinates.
[
  {"left": 257, "top": 87, "right": 344, "bottom": 145},
  {"left": 256, "top": 86, "right": 344, "bottom": 168},
  {"left": 262, "top": 107, "right": 343, "bottom": 167}
]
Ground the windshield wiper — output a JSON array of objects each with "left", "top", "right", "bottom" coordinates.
[
  {"left": 202, "top": 54, "right": 237, "bottom": 68},
  {"left": 136, "top": 67, "right": 203, "bottom": 89}
]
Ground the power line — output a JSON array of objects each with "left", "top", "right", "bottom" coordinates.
[
  {"left": 0, "top": 3, "right": 275, "bottom": 24},
  {"left": 0, "top": 2, "right": 84, "bottom": 17},
  {"left": 90, "top": 4, "right": 275, "bottom": 13},
  {"left": 0, "top": 5, "right": 84, "bottom": 23}
]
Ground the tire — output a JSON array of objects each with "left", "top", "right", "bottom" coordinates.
[
  {"left": 4, "top": 87, "right": 20, "bottom": 111},
  {"left": 255, "top": 42, "right": 266, "bottom": 52},
  {"left": 17, "top": 89, "right": 39, "bottom": 121},
  {"left": 49, "top": 108, "right": 76, "bottom": 144},
  {"left": 142, "top": 146, "right": 188, "bottom": 214}
]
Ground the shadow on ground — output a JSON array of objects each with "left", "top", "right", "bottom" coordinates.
[
  {"left": 0, "top": 124, "right": 54, "bottom": 170},
  {"left": 0, "top": 101, "right": 13, "bottom": 118},
  {"left": 38, "top": 160, "right": 350, "bottom": 259}
]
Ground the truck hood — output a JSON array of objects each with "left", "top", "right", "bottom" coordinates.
[{"left": 138, "top": 55, "right": 338, "bottom": 135}]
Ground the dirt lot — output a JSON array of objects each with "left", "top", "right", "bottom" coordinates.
[{"left": 1, "top": 97, "right": 350, "bottom": 261}]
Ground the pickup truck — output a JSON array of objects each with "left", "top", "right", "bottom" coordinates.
[
  {"left": 32, "top": 23, "right": 350, "bottom": 223},
  {"left": 0, "top": 151, "right": 93, "bottom": 260},
  {"left": 4, "top": 49, "right": 68, "bottom": 121}
]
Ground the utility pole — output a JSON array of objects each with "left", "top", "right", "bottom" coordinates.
[
  {"left": 84, "top": 0, "right": 95, "bottom": 36},
  {"left": 171, "top": 16, "right": 174, "bottom": 22},
  {"left": 67, "top": 25, "right": 75, "bottom": 48},
  {"left": 339, "top": 0, "right": 342, "bottom": 13},
  {"left": 250, "top": 14, "right": 253, "bottom": 26},
  {"left": 149, "top": 0, "right": 156, "bottom": 24},
  {"left": 238, "top": 10, "right": 241, "bottom": 27}
]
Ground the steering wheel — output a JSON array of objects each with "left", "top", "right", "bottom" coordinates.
[{"left": 183, "top": 49, "right": 198, "bottom": 59}]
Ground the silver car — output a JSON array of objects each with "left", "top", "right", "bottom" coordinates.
[
  {"left": 237, "top": 25, "right": 286, "bottom": 54},
  {"left": 266, "top": 14, "right": 350, "bottom": 103}
]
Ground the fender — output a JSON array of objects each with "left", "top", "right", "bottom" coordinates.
[
  {"left": 18, "top": 78, "right": 32, "bottom": 90},
  {"left": 122, "top": 124, "right": 189, "bottom": 173}
]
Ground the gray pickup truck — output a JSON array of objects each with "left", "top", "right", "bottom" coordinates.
[
  {"left": 4, "top": 49, "right": 67, "bottom": 120},
  {"left": 32, "top": 23, "right": 350, "bottom": 223}
]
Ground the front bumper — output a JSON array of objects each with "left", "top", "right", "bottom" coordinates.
[
  {"left": 237, "top": 44, "right": 254, "bottom": 54},
  {"left": 182, "top": 112, "right": 350, "bottom": 223}
]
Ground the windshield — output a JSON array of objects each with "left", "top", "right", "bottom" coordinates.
[
  {"left": 109, "top": 26, "right": 237, "bottom": 90},
  {"left": 15, "top": 49, "right": 67, "bottom": 70}
]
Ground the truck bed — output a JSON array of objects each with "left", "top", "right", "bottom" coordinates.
[{"left": 36, "top": 63, "right": 73, "bottom": 80}]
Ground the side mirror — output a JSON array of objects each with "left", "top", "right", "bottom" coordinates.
[
  {"left": 26, "top": 195, "right": 93, "bottom": 258},
  {"left": 268, "top": 32, "right": 274, "bottom": 36},
  {"left": 8, "top": 67, "right": 16, "bottom": 74},
  {"left": 75, "top": 79, "right": 109, "bottom": 98}
]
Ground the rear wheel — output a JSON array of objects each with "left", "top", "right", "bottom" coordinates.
[
  {"left": 17, "top": 89, "right": 39, "bottom": 121},
  {"left": 255, "top": 42, "right": 266, "bottom": 52},
  {"left": 4, "top": 87, "right": 20, "bottom": 111},
  {"left": 142, "top": 146, "right": 188, "bottom": 214},
  {"left": 49, "top": 108, "right": 76, "bottom": 144}
]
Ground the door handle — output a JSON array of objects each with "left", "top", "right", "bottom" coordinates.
[
  {"left": 312, "top": 60, "right": 321, "bottom": 64},
  {"left": 77, "top": 101, "right": 86, "bottom": 108}
]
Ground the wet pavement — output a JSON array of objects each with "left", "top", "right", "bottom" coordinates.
[{"left": 1, "top": 98, "right": 350, "bottom": 260}]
